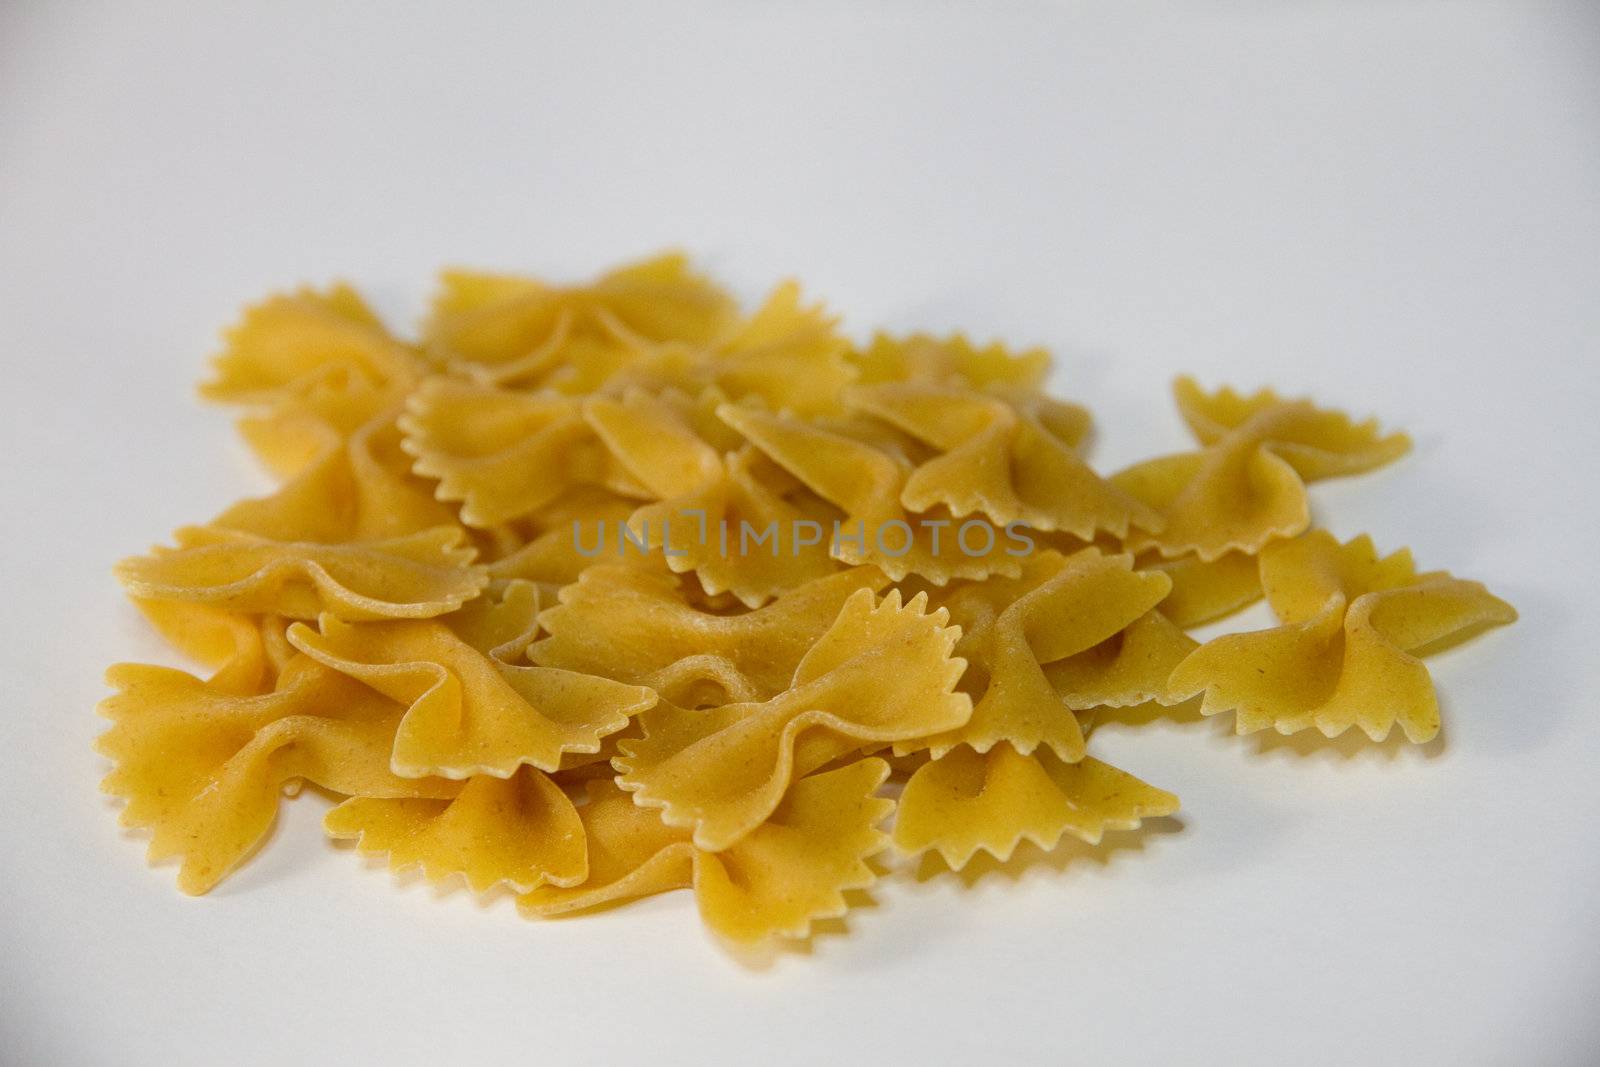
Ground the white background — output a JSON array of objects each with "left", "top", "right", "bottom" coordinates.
[{"left": 2, "top": 2, "right": 1597, "bottom": 1064}]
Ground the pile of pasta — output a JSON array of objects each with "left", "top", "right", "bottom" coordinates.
[{"left": 101, "top": 253, "right": 1516, "bottom": 945}]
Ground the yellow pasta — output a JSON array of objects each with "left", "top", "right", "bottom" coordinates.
[
  {"left": 614, "top": 588, "right": 968, "bottom": 850},
  {"left": 398, "top": 377, "right": 647, "bottom": 527},
  {"left": 225, "top": 403, "right": 459, "bottom": 543},
  {"left": 115, "top": 525, "right": 487, "bottom": 621},
  {"left": 288, "top": 611, "right": 656, "bottom": 779},
  {"left": 232, "top": 368, "right": 399, "bottom": 479},
  {"left": 531, "top": 563, "right": 889, "bottom": 705},
  {"left": 1045, "top": 609, "right": 1198, "bottom": 710},
  {"left": 718, "top": 402, "right": 1024, "bottom": 583},
  {"left": 900, "top": 549, "right": 1170, "bottom": 762},
  {"left": 1116, "top": 381, "right": 1412, "bottom": 561},
  {"left": 651, "top": 280, "right": 856, "bottom": 417},
  {"left": 893, "top": 744, "right": 1178, "bottom": 869},
  {"left": 848, "top": 382, "right": 1161, "bottom": 540},
  {"left": 584, "top": 387, "right": 840, "bottom": 604},
  {"left": 1137, "top": 550, "right": 1263, "bottom": 628},
  {"left": 849, "top": 332, "right": 1050, "bottom": 392},
  {"left": 98, "top": 252, "right": 1515, "bottom": 950},
  {"left": 1168, "top": 531, "right": 1516, "bottom": 741},
  {"left": 130, "top": 598, "right": 277, "bottom": 696},
  {"left": 324, "top": 766, "right": 587, "bottom": 893},
  {"left": 522, "top": 759, "right": 892, "bottom": 943},
  {"left": 481, "top": 486, "right": 642, "bottom": 591},
  {"left": 1173, "top": 377, "right": 1412, "bottom": 479},
  {"left": 202, "top": 283, "right": 423, "bottom": 403},
  {"left": 98, "top": 656, "right": 458, "bottom": 895},
  {"left": 424, "top": 252, "right": 738, "bottom": 384}
]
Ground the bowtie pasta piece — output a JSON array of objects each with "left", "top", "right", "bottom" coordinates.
[
  {"left": 584, "top": 387, "right": 840, "bottom": 604},
  {"left": 900, "top": 549, "right": 1171, "bottom": 761},
  {"left": 605, "top": 282, "right": 857, "bottom": 417},
  {"left": 1117, "top": 381, "right": 1412, "bottom": 561},
  {"left": 98, "top": 656, "right": 459, "bottom": 895},
  {"left": 399, "top": 377, "right": 649, "bottom": 527},
  {"left": 445, "top": 578, "right": 544, "bottom": 660},
  {"left": 846, "top": 382, "right": 1161, "bottom": 540},
  {"left": 521, "top": 759, "right": 892, "bottom": 944},
  {"left": 848, "top": 332, "right": 1050, "bottom": 392},
  {"left": 288, "top": 608, "right": 656, "bottom": 780},
  {"left": 1167, "top": 531, "right": 1517, "bottom": 742},
  {"left": 1173, "top": 377, "right": 1412, "bottom": 478},
  {"left": 423, "top": 252, "right": 738, "bottom": 384},
  {"left": 1113, "top": 406, "right": 1312, "bottom": 562},
  {"left": 222, "top": 402, "right": 460, "bottom": 543},
  {"left": 531, "top": 563, "right": 889, "bottom": 705},
  {"left": 115, "top": 525, "right": 487, "bottom": 621},
  {"left": 324, "top": 765, "right": 586, "bottom": 893},
  {"left": 615, "top": 588, "right": 969, "bottom": 851},
  {"left": 717, "top": 402, "right": 1022, "bottom": 583},
  {"left": 232, "top": 368, "right": 401, "bottom": 477},
  {"left": 201, "top": 283, "right": 424, "bottom": 404},
  {"left": 893, "top": 744, "right": 1178, "bottom": 870},
  {"left": 694, "top": 281, "right": 856, "bottom": 417}
]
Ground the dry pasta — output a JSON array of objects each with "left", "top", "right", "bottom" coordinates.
[
  {"left": 98, "top": 252, "right": 1515, "bottom": 949},
  {"left": 1167, "top": 530, "right": 1516, "bottom": 742}
]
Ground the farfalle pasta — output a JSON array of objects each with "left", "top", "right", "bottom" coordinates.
[
  {"left": 846, "top": 382, "right": 1160, "bottom": 540},
  {"left": 898, "top": 548, "right": 1171, "bottom": 763},
  {"left": 99, "top": 253, "right": 1514, "bottom": 952},
  {"left": 521, "top": 759, "right": 892, "bottom": 943},
  {"left": 423, "top": 253, "right": 738, "bottom": 385},
  {"left": 115, "top": 525, "right": 487, "bottom": 620},
  {"left": 287, "top": 609, "right": 656, "bottom": 779},
  {"left": 1114, "top": 379, "right": 1412, "bottom": 562},
  {"left": 717, "top": 402, "right": 1026, "bottom": 583},
  {"left": 848, "top": 332, "right": 1050, "bottom": 391},
  {"left": 893, "top": 745, "right": 1178, "bottom": 870},
  {"left": 625, "top": 280, "right": 856, "bottom": 417},
  {"left": 201, "top": 283, "right": 423, "bottom": 403},
  {"left": 1046, "top": 608, "right": 1199, "bottom": 710},
  {"left": 1167, "top": 530, "right": 1516, "bottom": 742},
  {"left": 398, "top": 378, "right": 646, "bottom": 527},
  {"left": 531, "top": 564, "right": 889, "bottom": 705},
  {"left": 325, "top": 766, "right": 587, "bottom": 894},
  {"left": 130, "top": 598, "right": 279, "bottom": 695},
  {"left": 614, "top": 587, "right": 969, "bottom": 851},
  {"left": 99, "top": 656, "right": 459, "bottom": 895},
  {"left": 582, "top": 387, "right": 840, "bottom": 605}
]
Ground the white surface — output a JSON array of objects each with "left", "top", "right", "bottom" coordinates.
[{"left": 2, "top": 2, "right": 1597, "bottom": 1064}]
